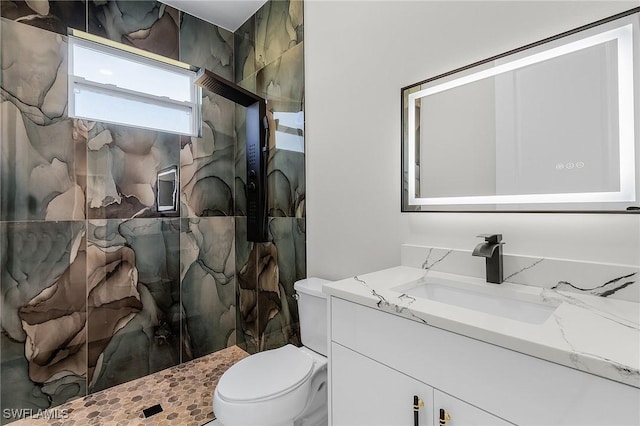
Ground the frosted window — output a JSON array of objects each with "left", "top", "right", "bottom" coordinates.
[
  {"left": 73, "top": 84, "right": 192, "bottom": 135},
  {"left": 68, "top": 36, "right": 200, "bottom": 136}
]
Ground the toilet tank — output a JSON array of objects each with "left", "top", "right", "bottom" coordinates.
[{"left": 294, "top": 278, "right": 330, "bottom": 356}]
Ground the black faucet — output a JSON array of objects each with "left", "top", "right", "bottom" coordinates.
[{"left": 472, "top": 234, "right": 504, "bottom": 284}]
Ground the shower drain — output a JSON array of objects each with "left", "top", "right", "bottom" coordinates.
[{"left": 142, "top": 404, "right": 163, "bottom": 418}]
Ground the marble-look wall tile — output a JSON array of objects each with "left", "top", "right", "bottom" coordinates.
[
  {"left": 235, "top": 44, "right": 305, "bottom": 217},
  {"left": 178, "top": 14, "right": 235, "bottom": 218},
  {"left": 260, "top": 217, "right": 306, "bottom": 350},
  {"left": 0, "top": 1, "right": 86, "bottom": 35},
  {"left": 87, "top": 218, "right": 181, "bottom": 393},
  {"left": 235, "top": 1, "right": 305, "bottom": 213},
  {"left": 234, "top": 16, "right": 257, "bottom": 83},
  {"left": 0, "top": 334, "right": 47, "bottom": 425},
  {"left": 235, "top": 17, "right": 306, "bottom": 219},
  {"left": 1, "top": 221, "right": 87, "bottom": 423},
  {"left": 266, "top": 149, "right": 305, "bottom": 217},
  {"left": 0, "top": 17, "right": 68, "bottom": 125},
  {"left": 0, "top": 19, "right": 86, "bottom": 220},
  {"left": 88, "top": 1, "right": 179, "bottom": 60},
  {"left": 234, "top": 217, "right": 306, "bottom": 353},
  {"left": 256, "top": 42, "right": 304, "bottom": 116},
  {"left": 237, "top": 72, "right": 258, "bottom": 94},
  {"left": 235, "top": 0, "right": 303, "bottom": 82},
  {"left": 181, "top": 217, "right": 236, "bottom": 359},
  {"left": 180, "top": 91, "right": 235, "bottom": 217},
  {"left": 180, "top": 12, "right": 233, "bottom": 80},
  {"left": 232, "top": 0, "right": 306, "bottom": 357},
  {"left": 235, "top": 217, "right": 258, "bottom": 354},
  {"left": 257, "top": 43, "right": 305, "bottom": 217},
  {"left": 252, "top": 241, "right": 280, "bottom": 351},
  {"left": 254, "top": 0, "right": 303, "bottom": 70},
  {"left": 1, "top": 19, "right": 86, "bottom": 221},
  {"left": 1, "top": 101, "right": 87, "bottom": 221},
  {"left": 1, "top": 0, "right": 256, "bottom": 420},
  {"left": 86, "top": 123, "right": 179, "bottom": 219}
]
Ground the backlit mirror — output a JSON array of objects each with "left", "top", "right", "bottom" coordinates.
[{"left": 401, "top": 8, "right": 640, "bottom": 212}]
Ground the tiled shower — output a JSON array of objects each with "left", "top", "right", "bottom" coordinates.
[{"left": 0, "top": 0, "right": 305, "bottom": 423}]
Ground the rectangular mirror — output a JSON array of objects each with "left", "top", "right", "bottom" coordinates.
[{"left": 402, "top": 8, "right": 640, "bottom": 212}]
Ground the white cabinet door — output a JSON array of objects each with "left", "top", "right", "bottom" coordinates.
[
  {"left": 331, "top": 343, "right": 435, "bottom": 426},
  {"left": 433, "top": 390, "right": 513, "bottom": 426}
]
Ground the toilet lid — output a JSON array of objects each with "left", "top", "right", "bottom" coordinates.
[{"left": 216, "top": 345, "right": 314, "bottom": 402}]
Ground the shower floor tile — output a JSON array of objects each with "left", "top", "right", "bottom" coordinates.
[{"left": 11, "top": 346, "right": 248, "bottom": 426}]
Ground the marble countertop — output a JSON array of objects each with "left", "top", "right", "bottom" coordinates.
[{"left": 323, "top": 266, "right": 640, "bottom": 388}]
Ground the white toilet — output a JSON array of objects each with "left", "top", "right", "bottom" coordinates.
[{"left": 213, "top": 278, "right": 330, "bottom": 426}]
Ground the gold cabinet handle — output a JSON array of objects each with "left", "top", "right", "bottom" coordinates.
[
  {"left": 439, "top": 408, "right": 451, "bottom": 425},
  {"left": 413, "top": 395, "right": 424, "bottom": 426},
  {"left": 413, "top": 398, "right": 424, "bottom": 410}
]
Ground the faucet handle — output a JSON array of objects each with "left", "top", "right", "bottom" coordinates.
[{"left": 476, "top": 234, "right": 503, "bottom": 243}]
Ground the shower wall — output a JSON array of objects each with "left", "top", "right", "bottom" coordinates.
[
  {"left": 234, "top": 0, "right": 306, "bottom": 354},
  {"left": 0, "top": 0, "right": 305, "bottom": 423}
]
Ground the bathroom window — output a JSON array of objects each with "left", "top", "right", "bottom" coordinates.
[{"left": 68, "top": 32, "right": 201, "bottom": 136}]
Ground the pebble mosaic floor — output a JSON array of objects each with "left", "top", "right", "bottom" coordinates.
[{"left": 11, "top": 346, "right": 249, "bottom": 426}]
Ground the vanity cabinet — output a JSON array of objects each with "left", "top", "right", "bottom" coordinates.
[
  {"left": 332, "top": 342, "right": 435, "bottom": 426},
  {"left": 332, "top": 342, "right": 511, "bottom": 426},
  {"left": 432, "top": 390, "right": 513, "bottom": 426},
  {"left": 328, "top": 297, "right": 640, "bottom": 426}
]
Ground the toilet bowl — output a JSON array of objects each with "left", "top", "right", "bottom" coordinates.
[
  {"left": 213, "top": 345, "right": 327, "bottom": 425},
  {"left": 213, "top": 278, "right": 330, "bottom": 426}
]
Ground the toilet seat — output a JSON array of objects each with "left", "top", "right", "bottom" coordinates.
[{"left": 216, "top": 345, "right": 314, "bottom": 403}]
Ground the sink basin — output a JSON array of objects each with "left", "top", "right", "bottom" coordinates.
[{"left": 396, "top": 280, "right": 557, "bottom": 324}]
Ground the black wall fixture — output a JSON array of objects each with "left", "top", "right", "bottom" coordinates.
[{"left": 195, "top": 69, "right": 269, "bottom": 242}]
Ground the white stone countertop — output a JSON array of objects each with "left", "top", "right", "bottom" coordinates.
[{"left": 323, "top": 266, "right": 640, "bottom": 388}]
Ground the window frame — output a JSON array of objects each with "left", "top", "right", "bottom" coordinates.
[{"left": 68, "top": 32, "right": 202, "bottom": 137}]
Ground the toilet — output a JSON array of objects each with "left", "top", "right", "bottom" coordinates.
[{"left": 213, "top": 278, "right": 330, "bottom": 426}]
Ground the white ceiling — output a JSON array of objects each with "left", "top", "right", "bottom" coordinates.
[{"left": 163, "top": 0, "right": 268, "bottom": 32}]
